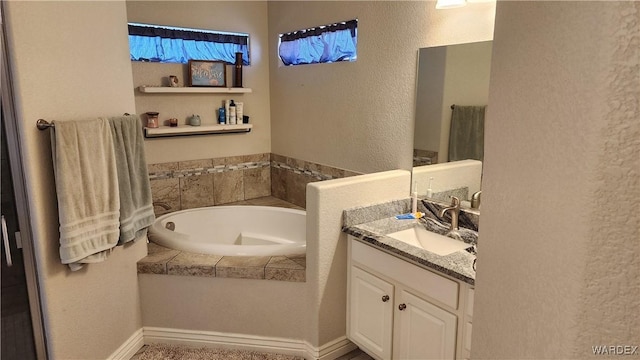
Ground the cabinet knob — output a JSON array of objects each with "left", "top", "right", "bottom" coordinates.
[
  {"left": 382, "top": 295, "right": 390, "bottom": 302},
  {"left": 398, "top": 303, "right": 407, "bottom": 311}
]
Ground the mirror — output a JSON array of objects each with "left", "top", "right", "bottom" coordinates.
[
  {"left": 412, "top": 41, "right": 492, "bottom": 210},
  {"left": 413, "top": 41, "right": 492, "bottom": 166}
]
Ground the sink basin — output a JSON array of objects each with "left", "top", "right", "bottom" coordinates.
[{"left": 386, "top": 226, "right": 472, "bottom": 256}]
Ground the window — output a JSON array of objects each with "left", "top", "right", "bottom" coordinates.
[
  {"left": 128, "top": 23, "right": 250, "bottom": 65},
  {"left": 278, "top": 19, "right": 357, "bottom": 66}
]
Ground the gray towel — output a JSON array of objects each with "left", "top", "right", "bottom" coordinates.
[
  {"left": 108, "top": 115, "right": 155, "bottom": 244},
  {"left": 448, "top": 105, "right": 486, "bottom": 162},
  {"left": 51, "top": 119, "right": 120, "bottom": 271}
]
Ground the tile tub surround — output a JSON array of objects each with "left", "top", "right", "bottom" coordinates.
[
  {"left": 138, "top": 243, "right": 306, "bottom": 282},
  {"left": 148, "top": 153, "right": 362, "bottom": 214},
  {"left": 413, "top": 149, "right": 438, "bottom": 166},
  {"left": 342, "top": 198, "right": 478, "bottom": 285},
  {"left": 270, "top": 153, "right": 363, "bottom": 208},
  {"left": 148, "top": 153, "right": 271, "bottom": 215}
]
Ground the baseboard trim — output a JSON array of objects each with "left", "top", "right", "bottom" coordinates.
[
  {"left": 142, "top": 327, "right": 356, "bottom": 360},
  {"left": 304, "top": 336, "right": 358, "bottom": 360},
  {"left": 107, "top": 328, "right": 144, "bottom": 360}
]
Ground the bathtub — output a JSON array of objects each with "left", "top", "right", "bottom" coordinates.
[{"left": 148, "top": 206, "right": 306, "bottom": 256}]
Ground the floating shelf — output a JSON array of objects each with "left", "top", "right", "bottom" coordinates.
[
  {"left": 138, "top": 86, "right": 252, "bottom": 94},
  {"left": 144, "top": 124, "right": 252, "bottom": 138}
]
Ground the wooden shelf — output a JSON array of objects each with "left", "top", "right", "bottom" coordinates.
[
  {"left": 138, "top": 86, "right": 252, "bottom": 94},
  {"left": 144, "top": 124, "right": 252, "bottom": 138}
]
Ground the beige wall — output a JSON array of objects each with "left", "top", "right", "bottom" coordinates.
[
  {"left": 472, "top": 1, "right": 640, "bottom": 358},
  {"left": 305, "top": 170, "right": 411, "bottom": 347},
  {"left": 4, "top": 1, "right": 145, "bottom": 358},
  {"left": 126, "top": 1, "right": 271, "bottom": 164},
  {"left": 138, "top": 276, "right": 307, "bottom": 340},
  {"left": 415, "top": 46, "right": 446, "bottom": 153},
  {"left": 268, "top": 1, "right": 496, "bottom": 174}
]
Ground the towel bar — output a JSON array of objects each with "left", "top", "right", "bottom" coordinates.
[
  {"left": 37, "top": 114, "right": 131, "bottom": 130},
  {"left": 36, "top": 119, "right": 53, "bottom": 130}
]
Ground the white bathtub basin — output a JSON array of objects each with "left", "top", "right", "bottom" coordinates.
[
  {"left": 148, "top": 206, "right": 306, "bottom": 256},
  {"left": 386, "top": 225, "right": 471, "bottom": 256}
]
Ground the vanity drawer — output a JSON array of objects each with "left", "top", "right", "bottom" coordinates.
[{"left": 351, "top": 239, "right": 459, "bottom": 310}]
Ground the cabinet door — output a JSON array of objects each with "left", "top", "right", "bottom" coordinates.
[
  {"left": 349, "top": 266, "right": 394, "bottom": 360},
  {"left": 395, "top": 290, "right": 457, "bottom": 360}
]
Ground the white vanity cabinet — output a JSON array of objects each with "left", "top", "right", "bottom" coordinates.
[{"left": 347, "top": 236, "right": 474, "bottom": 360}]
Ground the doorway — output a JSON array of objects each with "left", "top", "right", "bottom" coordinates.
[
  {"left": 1, "top": 4, "right": 47, "bottom": 358},
  {"left": 1, "top": 115, "right": 36, "bottom": 360}
]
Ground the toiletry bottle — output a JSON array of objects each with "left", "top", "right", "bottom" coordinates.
[
  {"left": 218, "top": 107, "right": 226, "bottom": 124},
  {"left": 224, "top": 100, "right": 230, "bottom": 124},
  {"left": 236, "top": 102, "right": 244, "bottom": 125},
  {"left": 229, "top": 100, "right": 237, "bottom": 125},
  {"left": 426, "top": 177, "right": 434, "bottom": 198},
  {"left": 411, "top": 181, "right": 418, "bottom": 214}
]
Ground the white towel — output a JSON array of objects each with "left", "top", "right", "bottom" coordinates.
[
  {"left": 108, "top": 115, "right": 155, "bottom": 244},
  {"left": 51, "top": 119, "right": 120, "bottom": 271}
]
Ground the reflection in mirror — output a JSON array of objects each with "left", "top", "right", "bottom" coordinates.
[{"left": 413, "top": 41, "right": 492, "bottom": 166}]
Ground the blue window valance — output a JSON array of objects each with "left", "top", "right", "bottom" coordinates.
[
  {"left": 278, "top": 19, "right": 357, "bottom": 66},
  {"left": 128, "top": 23, "right": 250, "bottom": 65}
]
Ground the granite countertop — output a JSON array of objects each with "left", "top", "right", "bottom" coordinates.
[{"left": 342, "top": 198, "right": 478, "bottom": 285}]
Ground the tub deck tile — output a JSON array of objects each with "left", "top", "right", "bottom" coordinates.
[
  {"left": 137, "top": 244, "right": 306, "bottom": 282},
  {"left": 215, "top": 256, "right": 272, "bottom": 280},
  {"left": 167, "top": 252, "right": 223, "bottom": 277},
  {"left": 137, "top": 243, "right": 180, "bottom": 274},
  {"left": 265, "top": 256, "right": 306, "bottom": 282}
]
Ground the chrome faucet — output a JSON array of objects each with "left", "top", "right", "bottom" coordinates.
[
  {"left": 438, "top": 196, "right": 460, "bottom": 231},
  {"left": 471, "top": 191, "right": 482, "bottom": 209},
  {"left": 153, "top": 201, "right": 171, "bottom": 210}
]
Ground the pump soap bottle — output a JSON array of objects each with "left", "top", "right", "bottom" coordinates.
[{"left": 229, "top": 100, "right": 237, "bottom": 124}]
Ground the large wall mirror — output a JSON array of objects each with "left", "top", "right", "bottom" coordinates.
[{"left": 413, "top": 40, "right": 493, "bottom": 167}]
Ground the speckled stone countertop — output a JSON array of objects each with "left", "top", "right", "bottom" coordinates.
[{"left": 342, "top": 198, "right": 478, "bottom": 285}]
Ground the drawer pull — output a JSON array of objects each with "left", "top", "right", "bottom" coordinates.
[
  {"left": 398, "top": 303, "right": 407, "bottom": 311},
  {"left": 382, "top": 295, "right": 390, "bottom": 302}
]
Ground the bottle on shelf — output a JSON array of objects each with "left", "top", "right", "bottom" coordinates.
[
  {"left": 234, "top": 52, "right": 243, "bottom": 88},
  {"left": 229, "top": 100, "right": 237, "bottom": 124},
  {"left": 218, "top": 107, "right": 226, "bottom": 124}
]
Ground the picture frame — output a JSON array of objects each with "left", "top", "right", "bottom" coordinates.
[{"left": 188, "top": 60, "right": 226, "bottom": 87}]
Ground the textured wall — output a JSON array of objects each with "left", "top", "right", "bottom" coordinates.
[
  {"left": 574, "top": 1, "right": 640, "bottom": 356},
  {"left": 138, "top": 275, "right": 307, "bottom": 340},
  {"left": 472, "top": 2, "right": 640, "bottom": 358},
  {"left": 4, "top": 2, "right": 145, "bottom": 358},
  {"left": 127, "top": 1, "right": 272, "bottom": 164},
  {"left": 305, "top": 170, "right": 411, "bottom": 346},
  {"left": 412, "top": 159, "right": 482, "bottom": 197},
  {"left": 268, "top": 1, "right": 496, "bottom": 174}
]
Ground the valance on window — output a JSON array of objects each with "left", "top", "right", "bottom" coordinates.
[
  {"left": 278, "top": 19, "right": 357, "bottom": 66},
  {"left": 128, "top": 23, "right": 250, "bottom": 65}
]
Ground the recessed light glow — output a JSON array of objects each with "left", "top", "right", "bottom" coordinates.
[{"left": 436, "top": 0, "right": 467, "bottom": 9}]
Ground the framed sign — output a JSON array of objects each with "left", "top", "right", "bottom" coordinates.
[{"left": 188, "top": 60, "right": 226, "bottom": 87}]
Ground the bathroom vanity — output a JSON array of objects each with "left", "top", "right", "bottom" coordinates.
[{"left": 342, "top": 199, "right": 476, "bottom": 360}]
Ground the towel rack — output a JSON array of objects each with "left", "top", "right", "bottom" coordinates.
[
  {"left": 37, "top": 114, "right": 131, "bottom": 130},
  {"left": 36, "top": 119, "right": 54, "bottom": 130},
  {"left": 450, "top": 104, "right": 455, "bottom": 110}
]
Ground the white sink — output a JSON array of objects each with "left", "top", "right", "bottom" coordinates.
[{"left": 386, "top": 226, "right": 471, "bottom": 256}]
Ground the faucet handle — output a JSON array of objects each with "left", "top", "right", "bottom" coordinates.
[
  {"left": 471, "top": 191, "right": 482, "bottom": 209},
  {"left": 450, "top": 196, "right": 460, "bottom": 207}
]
